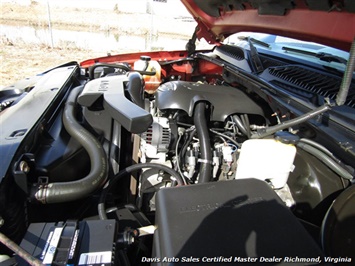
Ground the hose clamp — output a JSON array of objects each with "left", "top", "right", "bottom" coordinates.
[{"left": 198, "top": 159, "right": 214, "bottom": 165}]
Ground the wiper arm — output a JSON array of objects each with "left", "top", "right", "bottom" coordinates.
[
  {"left": 238, "top": 36, "right": 271, "bottom": 48},
  {"left": 282, "top": 46, "right": 348, "bottom": 65},
  {"left": 247, "top": 37, "right": 264, "bottom": 73}
]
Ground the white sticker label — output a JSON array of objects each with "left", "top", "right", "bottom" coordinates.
[
  {"left": 78, "top": 251, "right": 112, "bottom": 265},
  {"left": 68, "top": 229, "right": 79, "bottom": 259},
  {"left": 40, "top": 231, "right": 53, "bottom": 260},
  {"left": 42, "top": 227, "right": 63, "bottom": 264}
]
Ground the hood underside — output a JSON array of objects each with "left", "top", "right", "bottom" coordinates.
[{"left": 181, "top": 0, "right": 355, "bottom": 51}]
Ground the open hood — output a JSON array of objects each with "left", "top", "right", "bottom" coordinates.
[{"left": 181, "top": 0, "right": 355, "bottom": 51}]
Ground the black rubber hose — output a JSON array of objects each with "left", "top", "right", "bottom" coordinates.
[
  {"left": 194, "top": 102, "right": 212, "bottom": 183},
  {"left": 159, "top": 57, "right": 195, "bottom": 65},
  {"left": 89, "top": 63, "right": 156, "bottom": 80},
  {"left": 89, "top": 63, "right": 131, "bottom": 79},
  {"left": 251, "top": 103, "right": 331, "bottom": 139},
  {"left": 126, "top": 72, "right": 144, "bottom": 108},
  {"left": 180, "top": 128, "right": 196, "bottom": 164},
  {"left": 297, "top": 142, "right": 353, "bottom": 180},
  {"left": 299, "top": 138, "right": 337, "bottom": 161},
  {"left": 98, "top": 163, "right": 184, "bottom": 220},
  {"left": 336, "top": 37, "right": 355, "bottom": 106},
  {"left": 32, "top": 86, "right": 108, "bottom": 203}
]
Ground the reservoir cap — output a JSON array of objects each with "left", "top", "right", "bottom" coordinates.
[
  {"left": 140, "top": 55, "right": 151, "bottom": 61},
  {"left": 274, "top": 131, "right": 300, "bottom": 145}
]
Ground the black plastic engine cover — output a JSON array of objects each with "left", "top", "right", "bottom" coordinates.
[
  {"left": 153, "top": 179, "right": 323, "bottom": 265},
  {"left": 78, "top": 75, "right": 152, "bottom": 134},
  {"left": 155, "top": 81, "right": 265, "bottom": 121}
]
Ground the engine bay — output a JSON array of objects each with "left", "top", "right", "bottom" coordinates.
[{"left": 0, "top": 45, "right": 354, "bottom": 265}]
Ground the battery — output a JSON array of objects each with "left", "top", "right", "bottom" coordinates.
[{"left": 17, "top": 220, "right": 117, "bottom": 266}]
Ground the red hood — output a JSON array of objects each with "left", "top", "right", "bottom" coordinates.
[{"left": 181, "top": 0, "right": 355, "bottom": 51}]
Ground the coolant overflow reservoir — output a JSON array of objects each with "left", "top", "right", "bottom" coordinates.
[
  {"left": 235, "top": 139, "right": 296, "bottom": 189},
  {"left": 134, "top": 55, "right": 161, "bottom": 94}
]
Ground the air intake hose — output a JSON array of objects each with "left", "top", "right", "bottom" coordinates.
[
  {"left": 194, "top": 102, "right": 212, "bottom": 183},
  {"left": 32, "top": 85, "right": 108, "bottom": 203}
]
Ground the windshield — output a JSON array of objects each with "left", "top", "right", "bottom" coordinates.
[{"left": 224, "top": 32, "right": 350, "bottom": 71}]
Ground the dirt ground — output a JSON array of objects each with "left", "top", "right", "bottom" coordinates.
[
  {"left": 0, "top": 1, "right": 118, "bottom": 87},
  {"left": 0, "top": 1, "right": 154, "bottom": 34},
  {"left": 0, "top": 1, "right": 140, "bottom": 88},
  {"left": 0, "top": 0, "right": 196, "bottom": 88},
  {"left": 0, "top": 39, "right": 106, "bottom": 88}
]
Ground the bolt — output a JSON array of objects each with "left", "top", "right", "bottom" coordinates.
[{"left": 19, "top": 161, "right": 30, "bottom": 173}]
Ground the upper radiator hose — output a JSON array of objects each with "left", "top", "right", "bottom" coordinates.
[{"left": 32, "top": 86, "right": 108, "bottom": 203}]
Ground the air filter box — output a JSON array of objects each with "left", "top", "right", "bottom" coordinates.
[
  {"left": 17, "top": 220, "right": 117, "bottom": 266},
  {"left": 153, "top": 179, "right": 323, "bottom": 265}
]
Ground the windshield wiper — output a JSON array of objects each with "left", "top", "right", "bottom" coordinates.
[
  {"left": 238, "top": 36, "right": 271, "bottom": 48},
  {"left": 236, "top": 36, "right": 265, "bottom": 73},
  {"left": 282, "top": 46, "right": 348, "bottom": 65}
]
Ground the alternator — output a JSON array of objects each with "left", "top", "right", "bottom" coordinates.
[{"left": 140, "top": 117, "right": 171, "bottom": 163}]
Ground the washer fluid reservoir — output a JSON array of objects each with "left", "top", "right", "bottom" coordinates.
[
  {"left": 134, "top": 55, "right": 161, "bottom": 93},
  {"left": 235, "top": 139, "right": 296, "bottom": 189}
]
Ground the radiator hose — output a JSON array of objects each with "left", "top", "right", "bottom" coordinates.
[
  {"left": 194, "top": 102, "right": 212, "bottom": 183},
  {"left": 32, "top": 85, "right": 108, "bottom": 203}
]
